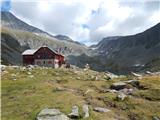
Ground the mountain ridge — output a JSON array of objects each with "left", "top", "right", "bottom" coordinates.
[
  {"left": 68, "top": 23, "right": 160, "bottom": 74},
  {"left": 1, "top": 11, "right": 90, "bottom": 65}
]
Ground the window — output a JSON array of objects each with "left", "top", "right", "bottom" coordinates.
[
  {"left": 36, "top": 61, "right": 41, "bottom": 65},
  {"left": 48, "top": 61, "right": 52, "bottom": 64}
]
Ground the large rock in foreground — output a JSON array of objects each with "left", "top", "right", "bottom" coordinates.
[{"left": 37, "top": 108, "right": 69, "bottom": 120}]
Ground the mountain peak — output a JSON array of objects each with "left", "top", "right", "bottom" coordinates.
[{"left": 54, "top": 35, "right": 73, "bottom": 41}]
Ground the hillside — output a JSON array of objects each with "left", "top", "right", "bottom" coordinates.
[
  {"left": 1, "top": 11, "right": 89, "bottom": 65},
  {"left": 1, "top": 11, "right": 51, "bottom": 37},
  {"left": 68, "top": 23, "right": 160, "bottom": 74},
  {"left": 1, "top": 66, "right": 160, "bottom": 120}
]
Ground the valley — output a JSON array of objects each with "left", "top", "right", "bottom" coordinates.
[{"left": 1, "top": 11, "right": 160, "bottom": 73}]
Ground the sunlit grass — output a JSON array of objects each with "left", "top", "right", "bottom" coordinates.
[{"left": 1, "top": 67, "right": 160, "bottom": 120}]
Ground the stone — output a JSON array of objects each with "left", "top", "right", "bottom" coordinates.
[
  {"left": 152, "top": 116, "right": 160, "bottom": 120},
  {"left": 84, "top": 89, "right": 94, "bottom": 95},
  {"left": 93, "top": 107, "right": 110, "bottom": 113},
  {"left": 119, "top": 88, "right": 134, "bottom": 95},
  {"left": 53, "top": 86, "right": 66, "bottom": 92},
  {"left": 11, "top": 74, "right": 17, "bottom": 80},
  {"left": 117, "top": 92, "right": 127, "bottom": 101},
  {"left": 106, "top": 72, "right": 119, "bottom": 79},
  {"left": 68, "top": 106, "right": 79, "bottom": 118},
  {"left": 95, "top": 76, "right": 98, "bottom": 80},
  {"left": 85, "top": 64, "right": 90, "bottom": 70},
  {"left": 131, "top": 72, "right": 142, "bottom": 77},
  {"left": 12, "top": 65, "right": 19, "bottom": 69},
  {"left": 27, "top": 65, "right": 35, "bottom": 70},
  {"left": 0, "top": 65, "right": 6, "bottom": 71},
  {"left": 11, "top": 73, "right": 16, "bottom": 77},
  {"left": 37, "top": 108, "right": 69, "bottom": 120},
  {"left": 104, "top": 89, "right": 118, "bottom": 93},
  {"left": 146, "top": 71, "right": 154, "bottom": 75},
  {"left": 124, "top": 80, "right": 140, "bottom": 87},
  {"left": 28, "top": 75, "right": 34, "bottom": 78},
  {"left": 76, "top": 77, "right": 81, "bottom": 80},
  {"left": 27, "top": 72, "right": 32, "bottom": 75},
  {"left": 83, "top": 104, "right": 89, "bottom": 118},
  {"left": 104, "top": 76, "right": 111, "bottom": 80},
  {"left": 20, "top": 67, "right": 26, "bottom": 71},
  {"left": 12, "top": 77, "right": 17, "bottom": 80},
  {"left": 110, "top": 82, "right": 127, "bottom": 90}
]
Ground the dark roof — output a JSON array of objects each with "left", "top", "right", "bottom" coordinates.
[{"left": 22, "top": 46, "right": 64, "bottom": 57}]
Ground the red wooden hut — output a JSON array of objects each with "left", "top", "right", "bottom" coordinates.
[{"left": 22, "top": 46, "right": 65, "bottom": 67}]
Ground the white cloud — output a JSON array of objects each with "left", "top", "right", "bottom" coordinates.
[{"left": 10, "top": 0, "right": 160, "bottom": 45}]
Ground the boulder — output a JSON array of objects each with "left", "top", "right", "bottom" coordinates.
[
  {"left": 152, "top": 116, "right": 160, "bottom": 120},
  {"left": 68, "top": 106, "right": 79, "bottom": 118},
  {"left": 84, "top": 89, "right": 94, "bottom": 95},
  {"left": 110, "top": 82, "right": 127, "bottom": 90},
  {"left": 124, "top": 80, "right": 140, "bottom": 87},
  {"left": 109, "top": 89, "right": 118, "bottom": 93},
  {"left": 28, "top": 75, "right": 34, "bottom": 78},
  {"left": 27, "top": 65, "right": 35, "bottom": 70},
  {"left": 93, "top": 107, "right": 110, "bottom": 113},
  {"left": 27, "top": 72, "right": 32, "bottom": 75},
  {"left": 117, "top": 92, "right": 127, "bottom": 101},
  {"left": 20, "top": 67, "right": 26, "bottom": 72},
  {"left": 12, "top": 65, "right": 20, "bottom": 69},
  {"left": 0, "top": 65, "right": 6, "bottom": 71},
  {"left": 119, "top": 88, "right": 134, "bottom": 95},
  {"left": 83, "top": 104, "right": 89, "bottom": 118},
  {"left": 131, "top": 72, "right": 142, "bottom": 77},
  {"left": 53, "top": 86, "right": 66, "bottom": 92},
  {"left": 37, "top": 108, "right": 69, "bottom": 120},
  {"left": 11, "top": 74, "right": 17, "bottom": 80},
  {"left": 106, "top": 72, "right": 119, "bottom": 79}
]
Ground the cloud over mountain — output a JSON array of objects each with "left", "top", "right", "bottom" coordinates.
[{"left": 1, "top": 0, "right": 160, "bottom": 45}]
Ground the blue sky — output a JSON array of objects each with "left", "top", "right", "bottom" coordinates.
[
  {"left": 1, "top": 0, "right": 11, "bottom": 11},
  {"left": 1, "top": 0, "right": 160, "bottom": 46}
]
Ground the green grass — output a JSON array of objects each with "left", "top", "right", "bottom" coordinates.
[{"left": 1, "top": 67, "right": 160, "bottom": 120}]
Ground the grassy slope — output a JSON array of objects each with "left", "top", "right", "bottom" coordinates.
[{"left": 1, "top": 67, "right": 160, "bottom": 120}]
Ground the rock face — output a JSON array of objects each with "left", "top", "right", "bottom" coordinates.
[
  {"left": 110, "top": 82, "right": 127, "bottom": 90},
  {"left": 37, "top": 108, "right": 69, "bottom": 120},
  {"left": 68, "top": 106, "right": 79, "bottom": 118},
  {"left": 93, "top": 107, "right": 110, "bottom": 113}
]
